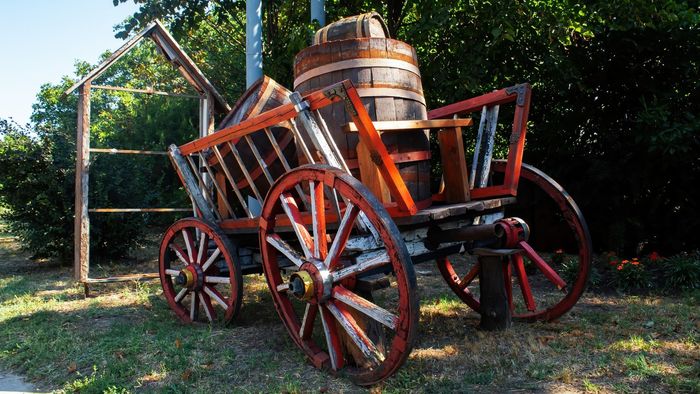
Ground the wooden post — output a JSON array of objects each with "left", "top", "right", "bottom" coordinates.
[
  {"left": 478, "top": 255, "right": 512, "bottom": 330},
  {"left": 74, "top": 82, "right": 91, "bottom": 282},
  {"left": 438, "top": 127, "right": 470, "bottom": 202}
]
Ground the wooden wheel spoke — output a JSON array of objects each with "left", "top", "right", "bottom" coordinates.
[
  {"left": 169, "top": 243, "right": 189, "bottom": 266},
  {"left": 165, "top": 268, "right": 180, "bottom": 277},
  {"left": 310, "top": 181, "right": 328, "bottom": 259},
  {"left": 519, "top": 241, "right": 567, "bottom": 291},
  {"left": 459, "top": 262, "right": 481, "bottom": 290},
  {"left": 280, "top": 193, "right": 314, "bottom": 259},
  {"left": 182, "top": 229, "right": 195, "bottom": 263},
  {"left": 199, "top": 291, "right": 217, "bottom": 322},
  {"left": 204, "top": 285, "right": 228, "bottom": 310},
  {"left": 326, "top": 301, "right": 385, "bottom": 366},
  {"left": 197, "top": 233, "right": 208, "bottom": 265},
  {"left": 174, "top": 287, "right": 189, "bottom": 303},
  {"left": 324, "top": 203, "right": 360, "bottom": 269},
  {"left": 512, "top": 254, "right": 536, "bottom": 311},
  {"left": 332, "top": 286, "right": 397, "bottom": 330},
  {"left": 331, "top": 252, "right": 389, "bottom": 283},
  {"left": 299, "top": 304, "right": 319, "bottom": 340},
  {"left": 266, "top": 234, "right": 305, "bottom": 267},
  {"left": 319, "top": 305, "right": 344, "bottom": 371},
  {"left": 201, "top": 247, "right": 222, "bottom": 272},
  {"left": 160, "top": 218, "right": 242, "bottom": 325},
  {"left": 190, "top": 291, "right": 199, "bottom": 321},
  {"left": 204, "top": 276, "right": 230, "bottom": 284}
]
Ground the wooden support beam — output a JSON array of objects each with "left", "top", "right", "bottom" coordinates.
[
  {"left": 90, "top": 85, "right": 200, "bottom": 99},
  {"left": 357, "top": 140, "right": 391, "bottom": 204},
  {"left": 478, "top": 256, "right": 512, "bottom": 330},
  {"left": 89, "top": 148, "right": 167, "bottom": 155},
  {"left": 74, "top": 82, "right": 91, "bottom": 282},
  {"left": 88, "top": 208, "right": 191, "bottom": 213},
  {"left": 438, "top": 127, "right": 470, "bottom": 203}
]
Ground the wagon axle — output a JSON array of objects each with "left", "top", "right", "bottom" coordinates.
[{"left": 424, "top": 217, "right": 530, "bottom": 251}]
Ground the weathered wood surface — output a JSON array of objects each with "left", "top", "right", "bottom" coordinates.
[
  {"left": 312, "top": 12, "right": 390, "bottom": 45},
  {"left": 438, "top": 127, "right": 471, "bottom": 203},
  {"left": 74, "top": 83, "right": 91, "bottom": 282},
  {"left": 214, "top": 76, "right": 296, "bottom": 212},
  {"left": 294, "top": 36, "right": 431, "bottom": 202},
  {"left": 478, "top": 256, "right": 513, "bottom": 330}
]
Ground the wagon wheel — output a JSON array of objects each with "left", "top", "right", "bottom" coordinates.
[
  {"left": 159, "top": 218, "right": 243, "bottom": 324},
  {"left": 260, "top": 164, "right": 419, "bottom": 386},
  {"left": 436, "top": 161, "right": 592, "bottom": 322}
]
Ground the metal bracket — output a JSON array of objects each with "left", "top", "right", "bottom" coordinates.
[
  {"left": 505, "top": 84, "right": 527, "bottom": 107},
  {"left": 323, "top": 85, "right": 358, "bottom": 116}
]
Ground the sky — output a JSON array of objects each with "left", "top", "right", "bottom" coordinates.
[{"left": 0, "top": 0, "right": 140, "bottom": 126}]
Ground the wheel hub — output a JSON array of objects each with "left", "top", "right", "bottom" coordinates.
[
  {"left": 496, "top": 217, "right": 530, "bottom": 248},
  {"left": 287, "top": 259, "right": 333, "bottom": 303},
  {"left": 176, "top": 264, "right": 204, "bottom": 290}
]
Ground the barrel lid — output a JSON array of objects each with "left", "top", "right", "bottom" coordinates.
[{"left": 312, "top": 12, "right": 391, "bottom": 45}]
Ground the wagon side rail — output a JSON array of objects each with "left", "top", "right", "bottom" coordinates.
[
  {"left": 428, "top": 83, "right": 532, "bottom": 199},
  {"left": 169, "top": 80, "right": 418, "bottom": 224}
]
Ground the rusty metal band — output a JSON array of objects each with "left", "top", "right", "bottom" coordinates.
[
  {"left": 355, "top": 88, "right": 427, "bottom": 106},
  {"left": 294, "top": 58, "right": 421, "bottom": 88}
]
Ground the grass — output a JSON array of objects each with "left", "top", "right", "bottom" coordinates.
[{"left": 0, "top": 239, "right": 699, "bottom": 393}]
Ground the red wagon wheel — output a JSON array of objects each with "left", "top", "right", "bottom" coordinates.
[
  {"left": 159, "top": 218, "right": 243, "bottom": 324},
  {"left": 437, "top": 161, "right": 592, "bottom": 322},
  {"left": 260, "top": 165, "right": 419, "bottom": 386}
]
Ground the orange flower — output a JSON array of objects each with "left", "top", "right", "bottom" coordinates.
[
  {"left": 622, "top": 259, "right": 630, "bottom": 264},
  {"left": 631, "top": 260, "right": 640, "bottom": 265}
]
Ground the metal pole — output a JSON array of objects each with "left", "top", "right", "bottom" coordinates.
[
  {"left": 311, "top": 0, "right": 325, "bottom": 26},
  {"left": 246, "top": 0, "right": 263, "bottom": 88}
]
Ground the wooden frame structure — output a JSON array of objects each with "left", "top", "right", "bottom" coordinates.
[{"left": 64, "top": 20, "right": 230, "bottom": 285}]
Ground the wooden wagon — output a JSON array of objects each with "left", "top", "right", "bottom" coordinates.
[{"left": 159, "top": 76, "right": 592, "bottom": 385}]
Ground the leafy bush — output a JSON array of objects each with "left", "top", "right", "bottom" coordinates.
[
  {"left": 662, "top": 251, "right": 700, "bottom": 291},
  {"left": 611, "top": 258, "right": 651, "bottom": 292},
  {"left": 0, "top": 43, "right": 195, "bottom": 261}
]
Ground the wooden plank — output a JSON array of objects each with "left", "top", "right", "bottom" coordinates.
[
  {"left": 90, "top": 84, "right": 199, "bottom": 98},
  {"left": 343, "top": 82, "right": 416, "bottom": 214},
  {"left": 215, "top": 170, "right": 230, "bottom": 218},
  {"left": 438, "top": 127, "right": 470, "bottom": 203},
  {"left": 89, "top": 148, "right": 167, "bottom": 155},
  {"left": 74, "top": 82, "right": 91, "bottom": 282},
  {"left": 85, "top": 273, "right": 159, "bottom": 284},
  {"left": 427, "top": 87, "right": 518, "bottom": 119},
  {"left": 88, "top": 208, "right": 191, "bottom": 213},
  {"left": 356, "top": 139, "right": 391, "bottom": 203},
  {"left": 342, "top": 119, "right": 473, "bottom": 132}
]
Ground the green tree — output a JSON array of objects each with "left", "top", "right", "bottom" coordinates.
[{"left": 0, "top": 41, "right": 198, "bottom": 261}]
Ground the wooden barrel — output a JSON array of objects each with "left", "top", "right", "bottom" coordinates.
[
  {"left": 294, "top": 37, "right": 431, "bottom": 202},
  {"left": 312, "top": 12, "right": 390, "bottom": 45},
  {"left": 214, "top": 76, "right": 297, "bottom": 213}
]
